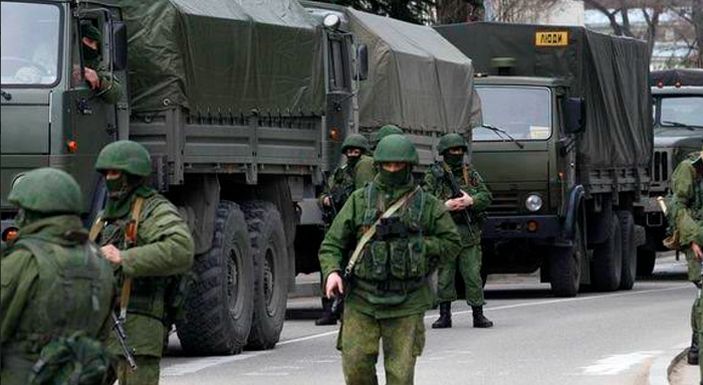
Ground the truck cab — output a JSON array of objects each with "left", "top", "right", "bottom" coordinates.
[{"left": 1, "top": 0, "right": 127, "bottom": 242}]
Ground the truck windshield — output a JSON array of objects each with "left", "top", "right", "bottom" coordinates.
[
  {"left": 659, "top": 96, "right": 703, "bottom": 128},
  {"left": 1, "top": 2, "right": 61, "bottom": 86},
  {"left": 475, "top": 87, "right": 551, "bottom": 141}
]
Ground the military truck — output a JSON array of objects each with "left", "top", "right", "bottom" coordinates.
[
  {"left": 0, "top": 0, "right": 479, "bottom": 356},
  {"left": 436, "top": 22, "right": 653, "bottom": 297},
  {"left": 637, "top": 69, "right": 703, "bottom": 275},
  {"left": 0, "top": 0, "right": 362, "bottom": 356}
]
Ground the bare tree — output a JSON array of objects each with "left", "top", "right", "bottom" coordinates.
[
  {"left": 669, "top": 0, "right": 703, "bottom": 66},
  {"left": 487, "top": 0, "right": 563, "bottom": 23},
  {"left": 434, "top": 0, "right": 485, "bottom": 24}
]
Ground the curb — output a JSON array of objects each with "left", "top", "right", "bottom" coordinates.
[{"left": 667, "top": 348, "right": 688, "bottom": 382}]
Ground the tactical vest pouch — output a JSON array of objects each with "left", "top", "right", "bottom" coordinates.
[
  {"left": 369, "top": 241, "right": 389, "bottom": 281},
  {"left": 27, "top": 331, "right": 112, "bottom": 385},
  {"left": 388, "top": 237, "right": 426, "bottom": 280}
]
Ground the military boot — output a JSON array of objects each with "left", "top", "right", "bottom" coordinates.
[
  {"left": 432, "top": 302, "right": 452, "bottom": 329},
  {"left": 472, "top": 306, "right": 494, "bottom": 328},
  {"left": 315, "top": 297, "right": 338, "bottom": 326},
  {"left": 688, "top": 332, "right": 699, "bottom": 365}
]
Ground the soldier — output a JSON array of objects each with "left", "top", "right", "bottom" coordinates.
[
  {"left": 77, "top": 22, "right": 122, "bottom": 103},
  {"left": 669, "top": 147, "right": 703, "bottom": 366},
  {"left": 92, "top": 140, "right": 194, "bottom": 385},
  {"left": 424, "top": 133, "right": 493, "bottom": 329},
  {"left": 319, "top": 134, "right": 461, "bottom": 384},
  {"left": 370, "top": 124, "right": 404, "bottom": 150},
  {"left": 317, "top": 134, "right": 375, "bottom": 325},
  {"left": 1, "top": 168, "right": 115, "bottom": 385}
]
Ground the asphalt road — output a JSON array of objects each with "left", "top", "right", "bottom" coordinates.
[{"left": 160, "top": 255, "right": 694, "bottom": 385}]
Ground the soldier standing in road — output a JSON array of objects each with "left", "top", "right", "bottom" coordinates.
[
  {"left": 319, "top": 134, "right": 461, "bottom": 384},
  {"left": 424, "top": 133, "right": 494, "bottom": 329},
  {"left": 1, "top": 168, "right": 115, "bottom": 385},
  {"left": 317, "top": 134, "right": 375, "bottom": 325},
  {"left": 670, "top": 147, "right": 703, "bottom": 367},
  {"left": 92, "top": 140, "right": 194, "bottom": 385}
]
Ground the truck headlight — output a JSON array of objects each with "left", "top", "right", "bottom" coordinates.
[{"left": 525, "top": 194, "right": 543, "bottom": 212}]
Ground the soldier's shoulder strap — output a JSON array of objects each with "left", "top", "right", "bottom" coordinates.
[{"left": 344, "top": 186, "right": 421, "bottom": 277}]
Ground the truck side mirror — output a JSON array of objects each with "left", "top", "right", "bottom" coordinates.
[
  {"left": 355, "top": 44, "right": 368, "bottom": 81},
  {"left": 564, "top": 97, "right": 585, "bottom": 134},
  {"left": 112, "top": 21, "right": 128, "bottom": 71}
]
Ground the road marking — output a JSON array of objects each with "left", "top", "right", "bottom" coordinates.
[
  {"left": 161, "top": 351, "right": 271, "bottom": 376},
  {"left": 580, "top": 351, "right": 661, "bottom": 375},
  {"left": 162, "top": 285, "right": 686, "bottom": 377},
  {"left": 448, "top": 285, "right": 687, "bottom": 317}
]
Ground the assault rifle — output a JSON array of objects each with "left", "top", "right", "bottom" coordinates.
[
  {"left": 431, "top": 162, "right": 475, "bottom": 238},
  {"left": 112, "top": 312, "right": 138, "bottom": 370},
  {"left": 322, "top": 184, "right": 355, "bottom": 226}
]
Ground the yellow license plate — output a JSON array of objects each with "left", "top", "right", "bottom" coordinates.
[{"left": 535, "top": 31, "right": 569, "bottom": 47}]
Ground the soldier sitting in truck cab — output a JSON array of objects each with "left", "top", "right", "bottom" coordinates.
[{"left": 72, "top": 22, "right": 122, "bottom": 104}]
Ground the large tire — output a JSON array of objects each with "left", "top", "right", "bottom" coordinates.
[
  {"left": 617, "top": 211, "right": 637, "bottom": 290},
  {"left": 176, "top": 201, "right": 254, "bottom": 355},
  {"left": 591, "top": 213, "right": 623, "bottom": 291},
  {"left": 241, "top": 201, "right": 289, "bottom": 350},
  {"left": 549, "top": 221, "right": 585, "bottom": 297}
]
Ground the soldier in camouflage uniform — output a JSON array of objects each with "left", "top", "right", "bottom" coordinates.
[
  {"left": 370, "top": 124, "right": 404, "bottom": 150},
  {"left": 1, "top": 168, "right": 115, "bottom": 385},
  {"left": 319, "top": 134, "right": 461, "bottom": 385},
  {"left": 317, "top": 134, "right": 376, "bottom": 325},
  {"left": 670, "top": 147, "right": 703, "bottom": 367},
  {"left": 78, "top": 22, "right": 122, "bottom": 104},
  {"left": 424, "top": 133, "right": 493, "bottom": 329},
  {"left": 92, "top": 140, "right": 194, "bottom": 385}
]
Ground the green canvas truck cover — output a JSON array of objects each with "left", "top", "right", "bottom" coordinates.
[
  {"left": 435, "top": 22, "right": 653, "bottom": 169},
  {"left": 119, "top": 0, "right": 324, "bottom": 115},
  {"left": 346, "top": 9, "right": 481, "bottom": 133}
]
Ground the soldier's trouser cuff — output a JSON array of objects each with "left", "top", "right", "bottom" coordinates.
[{"left": 116, "top": 355, "right": 161, "bottom": 385}]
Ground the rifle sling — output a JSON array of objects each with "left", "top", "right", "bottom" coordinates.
[
  {"left": 343, "top": 186, "right": 421, "bottom": 277},
  {"left": 89, "top": 196, "right": 145, "bottom": 321}
]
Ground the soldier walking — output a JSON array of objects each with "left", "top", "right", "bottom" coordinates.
[
  {"left": 669, "top": 147, "right": 703, "bottom": 369},
  {"left": 317, "top": 134, "right": 375, "bottom": 325},
  {"left": 318, "top": 134, "right": 461, "bottom": 384},
  {"left": 1, "top": 168, "right": 115, "bottom": 385},
  {"left": 424, "top": 133, "right": 494, "bottom": 329},
  {"left": 91, "top": 140, "right": 194, "bottom": 385}
]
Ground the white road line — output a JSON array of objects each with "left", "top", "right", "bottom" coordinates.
[
  {"left": 580, "top": 351, "right": 662, "bottom": 375},
  {"left": 446, "top": 285, "right": 687, "bottom": 318},
  {"left": 163, "top": 284, "right": 686, "bottom": 377}
]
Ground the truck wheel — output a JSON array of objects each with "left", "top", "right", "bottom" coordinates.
[
  {"left": 591, "top": 213, "right": 622, "bottom": 291},
  {"left": 176, "top": 201, "right": 254, "bottom": 355},
  {"left": 549, "top": 221, "right": 584, "bottom": 297},
  {"left": 617, "top": 211, "right": 636, "bottom": 290},
  {"left": 241, "top": 201, "right": 289, "bottom": 350}
]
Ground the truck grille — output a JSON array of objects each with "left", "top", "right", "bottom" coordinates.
[
  {"left": 652, "top": 150, "right": 669, "bottom": 183},
  {"left": 488, "top": 192, "right": 520, "bottom": 214}
]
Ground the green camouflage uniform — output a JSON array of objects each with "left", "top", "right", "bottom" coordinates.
[
  {"left": 423, "top": 162, "right": 492, "bottom": 306},
  {"left": 670, "top": 153, "right": 703, "bottom": 374},
  {"left": 319, "top": 135, "right": 461, "bottom": 384},
  {"left": 82, "top": 23, "right": 122, "bottom": 104},
  {"left": 1, "top": 168, "right": 115, "bottom": 385},
  {"left": 319, "top": 154, "right": 375, "bottom": 209},
  {"left": 94, "top": 141, "right": 194, "bottom": 385}
]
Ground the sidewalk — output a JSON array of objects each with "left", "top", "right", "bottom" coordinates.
[{"left": 669, "top": 348, "right": 699, "bottom": 385}]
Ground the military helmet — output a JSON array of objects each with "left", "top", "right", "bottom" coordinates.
[
  {"left": 374, "top": 134, "right": 419, "bottom": 165},
  {"left": 371, "top": 124, "right": 403, "bottom": 146},
  {"left": 81, "top": 22, "right": 102, "bottom": 43},
  {"left": 95, "top": 140, "right": 152, "bottom": 177},
  {"left": 341, "top": 134, "right": 370, "bottom": 153},
  {"left": 8, "top": 168, "right": 83, "bottom": 214},
  {"left": 437, "top": 133, "right": 467, "bottom": 155}
]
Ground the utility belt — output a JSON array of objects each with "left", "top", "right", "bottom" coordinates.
[{"left": 353, "top": 276, "right": 427, "bottom": 295}]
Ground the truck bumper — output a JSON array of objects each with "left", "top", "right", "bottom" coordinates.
[{"left": 482, "top": 215, "right": 561, "bottom": 239}]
